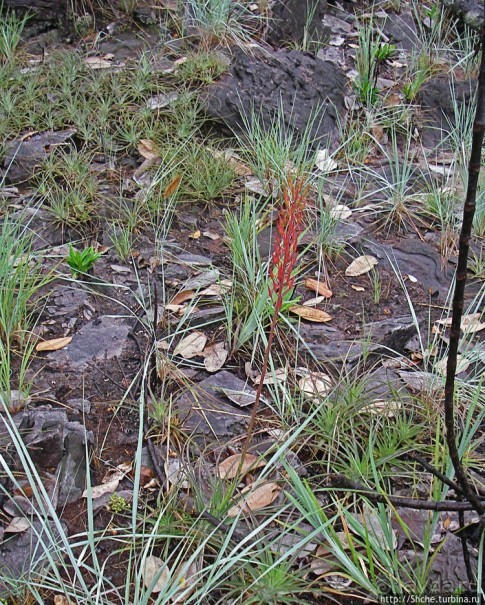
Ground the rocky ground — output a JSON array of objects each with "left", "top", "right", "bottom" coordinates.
[{"left": 0, "top": 0, "right": 484, "bottom": 602}]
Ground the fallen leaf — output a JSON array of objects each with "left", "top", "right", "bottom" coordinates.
[
  {"left": 54, "top": 595, "right": 73, "bottom": 605},
  {"left": 189, "top": 229, "right": 201, "bottom": 239},
  {"left": 84, "top": 56, "right": 112, "bottom": 69},
  {"left": 4, "top": 517, "right": 30, "bottom": 533},
  {"left": 164, "top": 174, "right": 182, "bottom": 197},
  {"left": 253, "top": 367, "right": 288, "bottom": 385},
  {"left": 202, "top": 230, "right": 221, "bottom": 240},
  {"left": 146, "top": 91, "right": 179, "bottom": 110},
  {"left": 172, "top": 559, "right": 201, "bottom": 604},
  {"left": 174, "top": 331, "right": 207, "bottom": 359},
  {"left": 305, "top": 278, "right": 332, "bottom": 298},
  {"left": 82, "top": 477, "right": 119, "bottom": 499},
  {"left": 138, "top": 139, "right": 159, "bottom": 161},
  {"left": 165, "top": 303, "right": 185, "bottom": 313},
  {"left": 315, "top": 148, "right": 338, "bottom": 172},
  {"left": 217, "top": 453, "right": 265, "bottom": 479},
  {"left": 184, "top": 269, "right": 219, "bottom": 290},
  {"left": 298, "top": 371, "right": 332, "bottom": 399},
  {"left": 164, "top": 457, "right": 189, "bottom": 489},
  {"left": 227, "top": 482, "right": 280, "bottom": 517},
  {"left": 218, "top": 388, "right": 258, "bottom": 408},
  {"left": 360, "top": 400, "right": 402, "bottom": 417},
  {"left": 203, "top": 341, "right": 228, "bottom": 373},
  {"left": 289, "top": 305, "right": 332, "bottom": 323},
  {"left": 329, "top": 204, "right": 352, "bottom": 220},
  {"left": 36, "top": 336, "right": 72, "bottom": 352},
  {"left": 143, "top": 555, "right": 171, "bottom": 593},
  {"left": 345, "top": 255, "right": 378, "bottom": 277},
  {"left": 171, "top": 290, "right": 196, "bottom": 305},
  {"left": 436, "top": 313, "right": 485, "bottom": 333},
  {"left": 351, "top": 285, "right": 366, "bottom": 292},
  {"left": 435, "top": 355, "right": 471, "bottom": 375}
]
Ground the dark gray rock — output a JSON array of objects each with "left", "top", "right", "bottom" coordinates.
[
  {"left": 441, "top": 0, "right": 484, "bottom": 29},
  {"left": 56, "top": 427, "right": 91, "bottom": 506},
  {"left": 174, "top": 371, "right": 251, "bottom": 442},
  {"left": 298, "top": 323, "right": 364, "bottom": 364},
  {"left": 2, "top": 130, "right": 76, "bottom": 184},
  {"left": 365, "top": 316, "right": 417, "bottom": 354},
  {"left": 359, "top": 238, "right": 452, "bottom": 298},
  {"left": 46, "top": 285, "right": 88, "bottom": 317},
  {"left": 267, "top": 0, "right": 328, "bottom": 45},
  {"left": 418, "top": 77, "right": 476, "bottom": 149},
  {"left": 203, "top": 47, "right": 346, "bottom": 151},
  {"left": 381, "top": 12, "right": 421, "bottom": 52},
  {"left": 0, "top": 518, "right": 67, "bottom": 597},
  {"left": 12, "top": 408, "right": 93, "bottom": 506},
  {"left": 299, "top": 316, "right": 416, "bottom": 365},
  {"left": 47, "top": 315, "right": 131, "bottom": 370}
]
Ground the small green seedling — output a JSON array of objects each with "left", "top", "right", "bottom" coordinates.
[
  {"left": 109, "top": 492, "right": 130, "bottom": 514},
  {"left": 66, "top": 244, "right": 102, "bottom": 277}
]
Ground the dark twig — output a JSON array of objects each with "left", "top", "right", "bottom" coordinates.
[
  {"left": 406, "top": 452, "right": 463, "bottom": 495},
  {"left": 443, "top": 18, "right": 485, "bottom": 519},
  {"left": 196, "top": 510, "right": 249, "bottom": 546},
  {"left": 329, "top": 474, "right": 485, "bottom": 512}
]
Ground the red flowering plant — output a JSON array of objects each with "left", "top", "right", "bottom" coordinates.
[{"left": 239, "top": 175, "right": 310, "bottom": 466}]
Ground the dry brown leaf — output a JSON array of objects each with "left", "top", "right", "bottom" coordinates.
[
  {"left": 302, "top": 296, "right": 327, "bottom": 306},
  {"left": 171, "top": 290, "right": 196, "bottom": 305},
  {"left": 4, "top": 517, "right": 30, "bottom": 533},
  {"left": 217, "top": 453, "right": 265, "bottom": 479},
  {"left": 202, "top": 231, "right": 221, "bottom": 240},
  {"left": 329, "top": 204, "right": 352, "bottom": 220},
  {"left": 203, "top": 341, "right": 228, "bottom": 373},
  {"left": 82, "top": 477, "right": 119, "bottom": 499},
  {"left": 253, "top": 367, "right": 288, "bottom": 385},
  {"left": 84, "top": 56, "right": 112, "bottom": 69},
  {"left": 36, "top": 336, "right": 72, "bottom": 352},
  {"left": 53, "top": 595, "right": 73, "bottom": 605},
  {"left": 138, "top": 139, "right": 159, "bottom": 161},
  {"left": 172, "top": 559, "right": 201, "bottom": 604},
  {"left": 173, "top": 331, "right": 207, "bottom": 359},
  {"left": 227, "top": 482, "right": 280, "bottom": 517},
  {"left": 436, "top": 312, "right": 485, "bottom": 333},
  {"left": 360, "top": 400, "right": 402, "bottom": 417},
  {"left": 345, "top": 255, "right": 378, "bottom": 277},
  {"left": 305, "top": 278, "right": 332, "bottom": 298},
  {"left": 164, "top": 457, "right": 189, "bottom": 489},
  {"left": 289, "top": 305, "right": 332, "bottom": 323},
  {"left": 143, "top": 555, "right": 171, "bottom": 594},
  {"left": 298, "top": 371, "right": 332, "bottom": 399},
  {"left": 164, "top": 174, "right": 182, "bottom": 197},
  {"left": 435, "top": 355, "right": 471, "bottom": 375}
]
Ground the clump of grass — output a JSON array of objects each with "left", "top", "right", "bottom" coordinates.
[
  {"left": 175, "top": 49, "right": 229, "bottom": 85},
  {"left": 0, "top": 214, "right": 54, "bottom": 405},
  {"left": 236, "top": 102, "right": 319, "bottom": 196},
  {"left": 181, "top": 143, "right": 236, "bottom": 201},
  {"left": 37, "top": 148, "right": 100, "bottom": 230},
  {"left": 181, "top": 0, "right": 258, "bottom": 49},
  {"left": 0, "top": 3, "right": 29, "bottom": 65}
]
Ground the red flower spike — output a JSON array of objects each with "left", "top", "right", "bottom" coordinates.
[{"left": 268, "top": 177, "right": 309, "bottom": 303}]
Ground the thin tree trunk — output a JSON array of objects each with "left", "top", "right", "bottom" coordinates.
[{"left": 443, "top": 16, "right": 485, "bottom": 518}]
